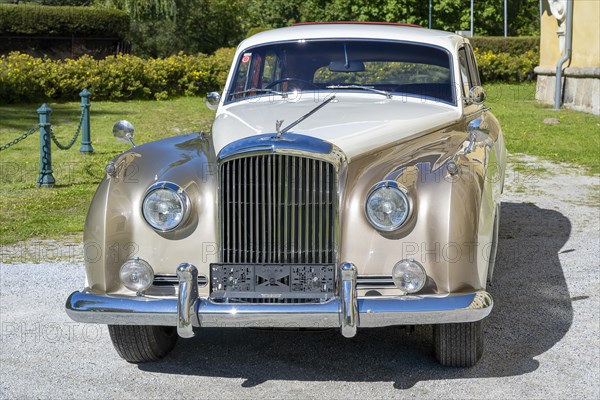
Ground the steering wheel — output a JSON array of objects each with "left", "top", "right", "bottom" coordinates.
[{"left": 266, "top": 78, "right": 320, "bottom": 90}]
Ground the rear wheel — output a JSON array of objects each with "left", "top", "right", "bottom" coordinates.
[
  {"left": 108, "top": 325, "right": 178, "bottom": 363},
  {"left": 433, "top": 321, "right": 483, "bottom": 367}
]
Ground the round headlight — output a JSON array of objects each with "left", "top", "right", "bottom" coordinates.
[
  {"left": 365, "top": 182, "right": 410, "bottom": 231},
  {"left": 119, "top": 258, "right": 154, "bottom": 293},
  {"left": 392, "top": 259, "right": 426, "bottom": 293},
  {"left": 142, "top": 182, "right": 188, "bottom": 231}
]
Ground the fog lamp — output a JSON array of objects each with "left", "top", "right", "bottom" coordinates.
[
  {"left": 119, "top": 258, "right": 154, "bottom": 294},
  {"left": 392, "top": 259, "right": 426, "bottom": 293}
]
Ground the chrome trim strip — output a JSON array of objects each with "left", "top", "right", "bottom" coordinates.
[
  {"left": 356, "top": 275, "right": 396, "bottom": 290},
  {"left": 66, "top": 290, "right": 493, "bottom": 333},
  {"left": 217, "top": 133, "right": 342, "bottom": 164},
  {"left": 153, "top": 274, "right": 208, "bottom": 287},
  {"left": 176, "top": 263, "right": 198, "bottom": 338},
  {"left": 339, "top": 262, "right": 358, "bottom": 338}
]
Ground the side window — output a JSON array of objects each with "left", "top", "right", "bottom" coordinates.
[
  {"left": 466, "top": 44, "right": 481, "bottom": 86},
  {"left": 232, "top": 52, "right": 252, "bottom": 94},
  {"left": 261, "top": 50, "right": 281, "bottom": 88},
  {"left": 229, "top": 52, "right": 265, "bottom": 99},
  {"left": 458, "top": 47, "right": 472, "bottom": 99}
]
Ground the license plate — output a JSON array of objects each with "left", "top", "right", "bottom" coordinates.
[{"left": 210, "top": 264, "right": 335, "bottom": 298}]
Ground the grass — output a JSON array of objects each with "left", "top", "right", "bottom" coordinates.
[
  {"left": 485, "top": 83, "right": 600, "bottom": 173},
  {"left": 0, "top": 83, "right": 598, "bottom": 245},
  {"left": 0, "top": 96, "right": 215, "bottom": 245}
]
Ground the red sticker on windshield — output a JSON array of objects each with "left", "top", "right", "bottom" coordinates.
[{"left": 241, "top": 53, "right": 251, "bottom": 63}]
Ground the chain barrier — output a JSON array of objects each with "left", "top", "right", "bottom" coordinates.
[
  {"left": 49, "top": 111, "right": 84, "bottom": 150},
  {"left": 0, "top": 126, "right": 40, "bottom": 152}
]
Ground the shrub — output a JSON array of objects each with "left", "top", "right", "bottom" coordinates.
[
  {"left": 0, "top": 4, "right": 129, "bottom": 38},
  {"left": 474, "top": 48, "right": 538, "bottom": 83},
  {"left": 0, "top": 44, "right": 537, "bottom": 103},
  {"left": 469, "top": 36, "right": 539, "bottom": 56},
  {"left": 0, "top": 49, "right": 235, "bottom": 103},
  {"left": 246, "top": 27, "right": 271, "bottom": 38}
]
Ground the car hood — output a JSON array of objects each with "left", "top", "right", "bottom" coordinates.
[{"left": 212, "top": 94, "right": 461, "bottom": 160}]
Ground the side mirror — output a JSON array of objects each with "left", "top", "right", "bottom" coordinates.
[
  {"left": 468, "top": 86, "right": 486, "bottom": 105},
  {"left": 113, "top": 120, "right": 136, "bottom": 147},
  {"left": 206, "top": 92, "right": 221, "bottom": 110}
]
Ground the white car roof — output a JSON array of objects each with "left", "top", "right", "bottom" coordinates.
[{"left": 238, "top": 23, "right": 466, "bottom": 54}]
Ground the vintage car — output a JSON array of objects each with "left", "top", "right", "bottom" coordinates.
[{"left": 66, "top": 22, "right": 506, "bottom": 367}]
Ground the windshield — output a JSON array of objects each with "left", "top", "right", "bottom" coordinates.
[{"left": 226, "top": 40, "right": 454, "bottom": 105}]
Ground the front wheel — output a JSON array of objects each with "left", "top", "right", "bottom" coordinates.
[
  {"left": 108, "top": 325, "right": 178, "bottom": 363},
  {"left": 433, "top": 321, "right": 483, "bottom": 367}
]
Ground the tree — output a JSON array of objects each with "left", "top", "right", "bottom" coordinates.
[
  {"left": 94, "top": 0, "right": 177, "bottom": 21},
  {"left": 248, "top": 0, "right": 539, "bottom": 36}
]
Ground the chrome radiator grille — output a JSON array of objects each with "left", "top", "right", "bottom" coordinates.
[{"left": 220, "top": 154, "right": 336, "bottom": 264}]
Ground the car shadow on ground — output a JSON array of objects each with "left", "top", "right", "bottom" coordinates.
[{"left": 139, "top": 201, "right": 573, "bottom": 389}]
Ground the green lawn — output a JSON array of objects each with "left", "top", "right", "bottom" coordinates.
[
  {"left": 0, "top": 97, "right": 215, "bottom": 244},
  {"left": 0, "top": 84, "right": 598, "bottom": 245},
  {"left": 485, "top": 83, "right": 600, "bottom": 173}
]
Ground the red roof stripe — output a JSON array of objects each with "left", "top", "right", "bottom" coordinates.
[{"left": 292, "top": 21, "right": 422, "bottom": 28}]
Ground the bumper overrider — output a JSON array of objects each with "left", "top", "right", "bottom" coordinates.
[{"left": 65, "top": 263, "right": 493, "bottom": 339}]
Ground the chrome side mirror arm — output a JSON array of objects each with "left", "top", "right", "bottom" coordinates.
[
  {"left": 464, "top": 118, "right": 489, "bottom": 155},
  {"left": 112, "top": 120, "right": 136, "bottom": 148},
  {"left": 206, "top": 92, "right": 221, "bottom": 111},
  {"left": 465, "top": 86, "right": 487, "bottom": 106}
]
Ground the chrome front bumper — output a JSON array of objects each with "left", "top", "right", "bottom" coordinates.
[{"left": 65, "top": 263, "right": 493, "bottom": 339}]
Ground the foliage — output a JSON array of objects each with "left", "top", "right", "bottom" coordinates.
[
  {"left": 0, "top": 4, "right": 129, "bottom": 37},
  {"left": 246, "top": 26, "right": 270, "bottom": 38},
  {"left": 474, "top": 48, "right": 538, "bottom": 82},
  {"left": 470, "top": 36, "right": 540, "bottom": 83},
  {"left": 93, "top": 0, "right": 250, "bottom": 57},
  {"left": 1, "top": 1, "right": 542, "bottom": 57},
  {"left": 93, "top": 0, "right": 177, "bottom": 21},
  {"left": 0, "top": 49, "right": 235, "bottom": 103},
  {"left": 470, "top": 36, "right": 539, "bottom": 56},
  {"left": 177, "top": 0, "right": 250, "bottom": 55},
  {"left": 249, "top": 0, "right": 540, "bottom": 37},
  {"left": 6, "top": 1, "right": 92, "bottom": 5}
]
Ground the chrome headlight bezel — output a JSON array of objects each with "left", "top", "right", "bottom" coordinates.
[
  {"left": 364, "top": 181, "right": 411, "bottom": 232},
  {"left": 142, "top": 181, "right": 190, "bottom": 232}
]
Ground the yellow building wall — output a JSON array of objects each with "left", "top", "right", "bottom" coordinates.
[{"left": 539, "top": 0, "right": 600, "bottom": 68}]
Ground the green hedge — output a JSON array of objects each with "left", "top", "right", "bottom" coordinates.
[
  {"left": 0, "top": 43, "right": 537, "bottom": 103},
  {"left": 471, "top": 37, "right": 540, "bottom": 82},
  {"left": 470, "top": 36, "right": 539, "bottom": 56},
  {"left": 0, "top": 49, "right": 235, "bottom": 103},
  {"left": 0, "top": 4, "right": 129, "bottom": 38}
]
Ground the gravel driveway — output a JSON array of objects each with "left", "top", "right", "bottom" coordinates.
[{"left": 1, "top": 154, "right": 598, "bottom": 399}]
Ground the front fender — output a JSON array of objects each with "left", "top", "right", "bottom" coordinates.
[
  {"left": 83, "top": 133, "right": 217, "bottom": 295},
  {"left": 341, "top": 115, "right": 503, "bottom": 294}
]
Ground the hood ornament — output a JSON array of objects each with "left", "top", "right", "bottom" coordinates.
[{"left": 275, "top": 120, "right": 284, "bottom": 138}]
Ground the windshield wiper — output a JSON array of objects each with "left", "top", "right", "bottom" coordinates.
[
  {"left": 326, "top": 84, "right": 392, "bottom": 99},
  {"left": 277, "top": 95, "right": 336, "bottom": 137},
  {"left": 229, "top": 88, "right": 287, "bottom": 98}
]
